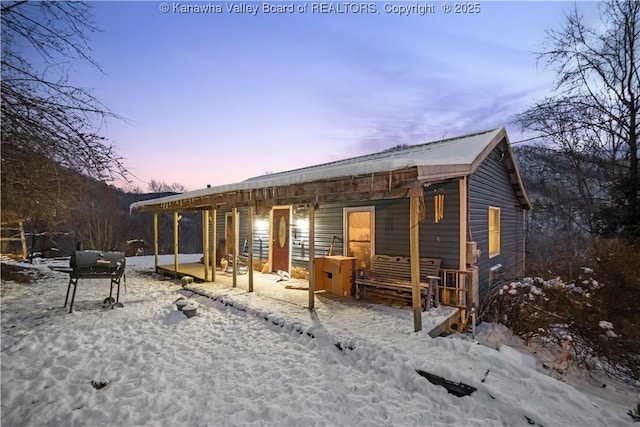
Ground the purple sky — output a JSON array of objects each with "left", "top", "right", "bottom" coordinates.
[{"left": 72, "top": 1, "right": 600, "bottom": 191}]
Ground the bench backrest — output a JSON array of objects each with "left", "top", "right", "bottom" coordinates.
[{"left": 369, "top": 254, "right": 441, "bottom": 282}]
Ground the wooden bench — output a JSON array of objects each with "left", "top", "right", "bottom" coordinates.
[{"left": 354, "top": 255, "right": 441, "bottom": 311}]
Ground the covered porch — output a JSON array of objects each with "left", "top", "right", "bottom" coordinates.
[
  {"left": 133, "top": 164, "right": 476, "bottom": 332},
  {"left": 155, "top": 256, "right": 460, "bottom": 337}
]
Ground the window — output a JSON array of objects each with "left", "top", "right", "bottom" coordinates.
[
  {"left": 434, "top": 194, "right": 444, "bottom": 223},
  {"left": 488, "top": 207, "right": 500, "bottom": 257}
]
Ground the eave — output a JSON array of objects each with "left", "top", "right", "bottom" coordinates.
[{"left": 132, "top": 167, "right": 426, "bottom": 213}]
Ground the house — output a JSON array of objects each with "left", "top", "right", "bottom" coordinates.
[{"left": 130, "top": 127, "right": 530, "bottom": 330}]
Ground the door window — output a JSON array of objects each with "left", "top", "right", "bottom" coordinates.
[{"left": 344, "top": 207, "right": 374, "bottom": 270}]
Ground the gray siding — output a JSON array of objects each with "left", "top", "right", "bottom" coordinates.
[
  {"left": 212, "top": 210, "right": 226, "bottom": 264},
  {"left": 469, "top": 141, "right": 526, "bottom": 299},
  {"left": 313, "top": 204, "right": 346, "bottom": 259},
  {"left": 372, "top": 181, "right": 460, "bottom": 269},
  {"left": 224, "top": 184, "right": 464, "bottom": 271},
  {"left": 420, "top": 180, "right": 461, "bottom": 269},
  {"left": 291, "top": 206, "right": 311, "bottom": 267},
  {"left": 214, "top": 208, "right": 270, "bottom": 262},
  {"left": 374, "top": 198, "right": 409, "bottom": 256},
  {"left": 238, "top": 208, "right": 270, "bottom": 260}
]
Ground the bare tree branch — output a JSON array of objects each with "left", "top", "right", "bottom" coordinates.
[
  {"left": 515, "top": 1, "right": 640, "bottom": 238},
  {"left": 1, "top": 1, "right": 129, "bottom": 227}
]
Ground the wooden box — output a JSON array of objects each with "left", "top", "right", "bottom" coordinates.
[{"left": 313, "top": 256, "right": 355, "bottom": 296}]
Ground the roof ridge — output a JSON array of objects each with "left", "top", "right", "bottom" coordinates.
[
  {"left": 244, "top": 127, "right": 502, "bottom": 182},
  {"left": 408, "top": 127, "right": 501, "bottom": 149}
]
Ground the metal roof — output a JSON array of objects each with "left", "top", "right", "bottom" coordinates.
[{"left": 130, "top": 127, "right": 530, "bottom": 211}]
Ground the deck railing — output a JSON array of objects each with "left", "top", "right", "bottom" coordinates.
[{"left": 439, "top": 269, "right": 470, "bottom": 309}]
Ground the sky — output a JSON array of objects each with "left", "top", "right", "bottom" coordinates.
[
  {"left": 67, "top": 1, "right": 602, "bottom": 191},
  {"left": 1, "top": 254, "right": 636, "bottom": 426}
]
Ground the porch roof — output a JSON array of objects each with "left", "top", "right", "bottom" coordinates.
[{"left": 130, "top": 127, "right": 530, "bottom": 212}]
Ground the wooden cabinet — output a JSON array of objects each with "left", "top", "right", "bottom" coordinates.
[{"left": 313, "top": 256, "right": 356, "bottom": 297}]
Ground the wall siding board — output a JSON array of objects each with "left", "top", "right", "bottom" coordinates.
[
  {"left": 215, "top": 208, "right": 273, "bottom": 264},
  {"left": 469, "top": 142, "right": 526, "bottom": 299},
  {"left": 226, "top": 184, "right": 464, "bottom": 272},
  {"left": 371, "top": 181, "right": 460, "bottom": 269},
  {"left": 420, "top": 180, "right": 461, "bottom": 269},
  {"left": 374, "top": 198, "right": 409, "bottom": 256}
]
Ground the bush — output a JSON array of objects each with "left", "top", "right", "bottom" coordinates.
[{"left": 480, "top": 239, "right": 640, "bottom": 385}]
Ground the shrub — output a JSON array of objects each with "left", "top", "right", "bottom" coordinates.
[{"left": 480, "top": 239, "right": 640, "bottom": 385}]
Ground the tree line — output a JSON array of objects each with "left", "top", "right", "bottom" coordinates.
[{"left": 2, "top": 1, "right": 638, "bottom": 258}]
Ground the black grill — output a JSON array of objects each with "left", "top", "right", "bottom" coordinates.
[{"left": 64, "top": 251, "right": 126, "bottom": 312}]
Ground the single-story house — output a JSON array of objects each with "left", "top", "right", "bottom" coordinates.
[{"left": 130, "top": 127, "right": 530, "bottom": 331}]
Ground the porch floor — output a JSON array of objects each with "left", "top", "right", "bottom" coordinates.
[{"left": 157, "top": 261, "right": 459, "bottom": 337}]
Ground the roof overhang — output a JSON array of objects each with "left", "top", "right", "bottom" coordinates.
[
  {"left": 131, "top": 167, "right": 427, "bottom": 213},
  {"left": 130, "top": 127, "right": 531, "bottom": 213}
]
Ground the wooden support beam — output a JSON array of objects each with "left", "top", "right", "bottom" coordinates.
[
  {"left": 308, "top": 205, "right": 315, "bottom": 310},
  {"left": 173, "top": 212, "right": 179, "bottom": 279},
  {"left": 154, "top": 212, "right": 159, "bottom": 270},
  {"left": 203, "top": 210, "right": 210, "bottom": 281},
  {"left": 232, "top": 207, "right": 237, "bottom": 288},
  {"left": 410, "top": 195, "right": 422, "bottom": 332},
  {"left": 459, "top": 177, "right": 468, "bottom": 305},
  {"left": 18, "top": 220, "right": 27, "bottom": 260},
  {"left": 212, "top": 210, "right": 217, "bottom": 282},
  {"left": 248, "top": 206, "right": 254, "bottom": 292}
]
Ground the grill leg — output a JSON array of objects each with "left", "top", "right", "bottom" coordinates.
[
  {"left": 112, "top": 277, "right": 121, "bottom": 303},
  {"left": 68, "top": 277, "right": 79, "bottom": 313},
  {"left": 64, "top": 277, "right": 73, "bottom": 308}
]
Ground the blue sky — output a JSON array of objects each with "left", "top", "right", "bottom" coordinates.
[{"left": 72, "top": 1, "right": 600, "bottom": 191}]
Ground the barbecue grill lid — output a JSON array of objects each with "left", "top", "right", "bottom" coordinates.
[{"left": 71, "top": 251, "right": 126, "bottom": 269}]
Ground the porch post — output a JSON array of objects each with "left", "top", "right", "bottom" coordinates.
[
  {"left": 459, "top": 177, "right": 468, "bottom": 271},
  {"left": 232, "top": 207, "right": 237, "bottom": 288},
  {"left": 153, "top": 212, "right": 159, "bottom": 271},
  {"left": 308, "top": 205, "right": 315, "bottom": 310},
  {"left": 203, "top": 210, "right": 210, "bottom": 281},
  {"left": 212, "top": 209, "right": 217, "bottom": 282},
  {"left": 459, "top": 177, "right": 468, "bottom": 306},
  {"left": 248, "top": 207, "right": 254, "bottom": 292},
  {"left": 410, "top": 194, "right": 422, "bottom": 332},
  {"left": 18, "top": 220, "right": 28, "bottom": 260},
  {"left": 173, "top": 211, "right": 179, "bottom": 279}
]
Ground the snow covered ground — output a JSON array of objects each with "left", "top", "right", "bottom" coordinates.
[{"left": 1, "top": 255, "right": 637, "bottom": 426}]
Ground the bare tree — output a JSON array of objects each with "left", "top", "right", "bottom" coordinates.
[
  {"left": 71, "top": 183, "right": 122, "bottom": 251},
  {"left": 148, "top": 179, "right": 187, "bottom": 193},
  {"left": 1, "top": 1, "right": 128, "bottom": 226},
  {"left": 515, "top": 1, "right": 640, "bottom": 238}
]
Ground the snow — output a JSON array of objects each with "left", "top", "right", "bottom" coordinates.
[
  {"left": 1, "top": 255, "right": 637, "bottom": 426},
  {"left": 497, "top": 344, "right": 538, "bottom": 371}
]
